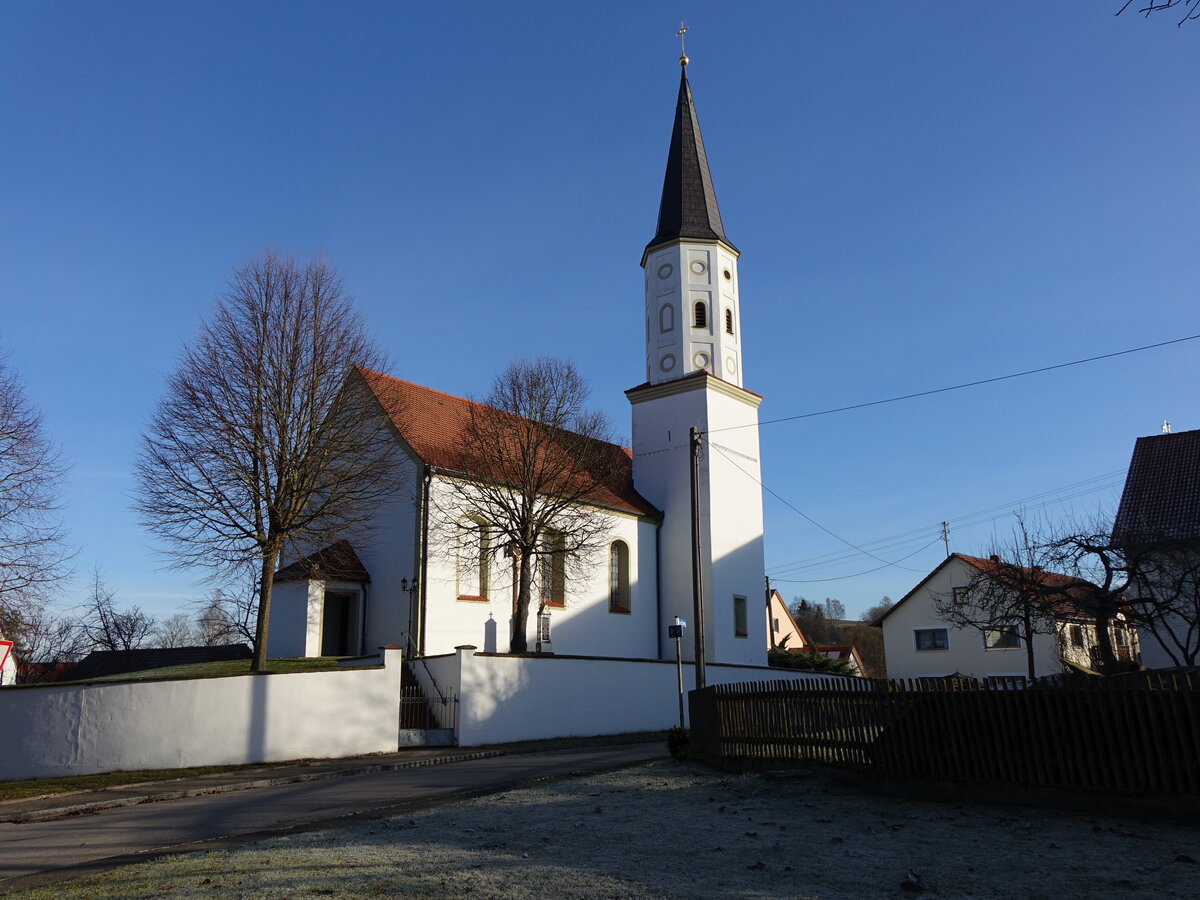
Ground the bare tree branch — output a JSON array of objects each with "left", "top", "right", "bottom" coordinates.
[
  {"left": 1117, "top": 0, "right": 1200, "bottom": 25},
  {"left": 134, "top": 251, "right": 399, "bottom": 670},
  {"left": 0, "top": 349, "right": 71, "bottom": 625},
  {"left": 434, "top": 357, "right": 623, "bottom": 652}
]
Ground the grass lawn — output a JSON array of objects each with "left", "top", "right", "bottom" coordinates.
[{"left": 86, "top": 656, "right": 342, "bottom": 681}]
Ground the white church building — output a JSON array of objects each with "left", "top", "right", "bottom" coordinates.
[{"left": 269, "top": 60, "right": 769, "bottom": 674}]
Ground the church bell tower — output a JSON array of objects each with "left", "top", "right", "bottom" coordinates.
[{"left": 627, "top": 54, "right": 767, "bottom": 668}]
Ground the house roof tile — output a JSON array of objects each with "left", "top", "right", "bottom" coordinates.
[
  {"left": 1113, "top": 428, "right": 1200, "bottom": 544},
  {"left": 357, "top": 368, "right": 660, "bottom": 519},
  {"left": 274, "top": 539, "right": 371, "bottom": 584}
]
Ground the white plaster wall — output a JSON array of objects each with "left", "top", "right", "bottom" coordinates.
[
  {"left": 643, "top": 241, "right": 742, "bottom": 387},
  {"left": 448, "top": 648, "right": 823, "bottom": 746},
  {"left": 421, "top": 478, "right": 659, "bottom": 658},
  {"left": 881, "top": 559, "right": 1061, "bottom": 681},
  {"left": 629, "top": 377, "right": 766, "bottom": 667},
  {"left": 0, "top": 650, "right": 403, "bottom": 781},
  {"left": 353, "top": 458, "right": 420, "bottom": 651},
  {"left": 267, "top": 581, "right": 313, "bottom": 658}
]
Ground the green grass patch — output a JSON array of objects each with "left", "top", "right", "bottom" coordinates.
[
  {"left": 85, "top": 656, "right": 342, "bottom": 682},
  {"left": 0, "top": 763, "right": 269, "bottom": 803}
]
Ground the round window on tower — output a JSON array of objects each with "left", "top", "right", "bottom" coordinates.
[
  {"left": 690, "top": 260, "right": 707, "bottom": 275},
  {"left": 657, "top": 263, "right": 673, "bottom": 280},
  {"left": 723, "top": 268, "right": 732, "bottom": 281}
]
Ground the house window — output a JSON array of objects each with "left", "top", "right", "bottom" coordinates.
[
  {"left": 914, "top": 628, "right": 949, "bottom": 651},
  {"left": 609, "top": 540, "right": 630, "bottom": 612},
  {"left": 724, "top": 308, "right": 734, "bottom": 335},
  {"left": 984, "top": 626, "right": 1021, "bottom": 650},
  {"left": 1070, "top": 625, "right": 1085, "bottom": 648},
  {"left": 733, "top": 595, "right": 748, "bottom": 637},
  {"left": 693, "top": 301, "right": 707, "bottom": 328},
  {"left": 540, "top": 532, "right": 566, "bottom": 608},
  {"left": 772, "top": 617, "right": 780, "bottom": 634},
  {"left": 952, "top": 585, "right": 970, "bottom": 604},
  {"left": 1113, "top": 625, "right": 1127, "bottom": 647}
]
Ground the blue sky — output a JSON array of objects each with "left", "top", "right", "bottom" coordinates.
[{"left": 2, "top": 2, "right": 1196, "bottom": 622}]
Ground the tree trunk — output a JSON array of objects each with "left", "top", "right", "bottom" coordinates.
[
  {"left": 1092, "top": 612, "right": 1118, "bottom": 673},
  {"left": 1022, "top": 605, "right": 1037, "bottom": 681},
  {"left": 511, "top": 551, "right": 533, "bottom": 653},
  {"left": 252, "top": 546, "right": 279, "bottom": 673}
]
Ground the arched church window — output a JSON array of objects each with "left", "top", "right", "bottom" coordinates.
[
  {"left": 540, "top": 531, "right": 566, "bottom": 608},
  {"left": 660, "top": 304, "right": 674, "bottom": 333},
  {"left": 725, "top": 309, "right": 734, "bottom": 335},
  {"left": 693, "top": 302, "right": 707, "bottom": 329},
  {"left": 609, "top": 541, "right": 630, "bottom": 613},
  {"left": 456, "top": 518, "right": 491, "bottom": 601}
]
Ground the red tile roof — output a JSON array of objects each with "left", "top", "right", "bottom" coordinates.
[
  {"left": 879, "top": 553, "right": 1096, "bottom": 623},
  {"left": 357, "top": 368, "right": 659, "bottom": 519}
]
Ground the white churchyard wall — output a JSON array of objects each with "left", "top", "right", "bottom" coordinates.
[
  {"left": 0, "top": 649, "right": 403, "bottom": 781},
  {"left": 434, "top": 646, "right": 824, "bottom": 746}
]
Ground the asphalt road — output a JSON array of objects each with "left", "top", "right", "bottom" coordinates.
[{"left": 0, "top": 743, "right": 663, "bottom": 893}]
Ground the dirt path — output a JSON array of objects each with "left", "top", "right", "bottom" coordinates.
[{"left": 7, "top": 761, "right": 1200, "bottom": 899}]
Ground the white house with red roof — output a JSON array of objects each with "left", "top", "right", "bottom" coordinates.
[
  {"left": 268, "top": 59, "right": 769, "bottom": 671},
  {"left": 878, "top": 553, "right": 1137, "bottom": 683}
]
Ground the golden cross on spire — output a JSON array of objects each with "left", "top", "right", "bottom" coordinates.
[{"left": 676, "top": 21, "right": 690, "bottom": 66}]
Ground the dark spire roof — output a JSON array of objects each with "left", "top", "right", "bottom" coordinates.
[{"left": 645, "top": 67, "right": 735, "bottom": 256}]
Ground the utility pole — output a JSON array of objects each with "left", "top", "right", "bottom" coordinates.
[
  {"left": 941, "top": 521, "right": 950, "bottom": 557},
  {"left": 764, "top": 575, "right": 773, "bottom": 647},
  {"left": 689, "top": 426, "right": 706, "bottom": 690}
]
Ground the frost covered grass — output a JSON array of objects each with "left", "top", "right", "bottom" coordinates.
[{"left": 10, "top": 761, "right": 1200, "bottom": 899}]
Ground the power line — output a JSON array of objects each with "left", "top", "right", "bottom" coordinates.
[
  {"left": 708, "top": 439, "right": 928, "bottom": 574},
  {"left": 707, "top": 333, "right": 1200, "bottom": 435},
  {"left": 767, "top": 469, "right": 1124, "bottom": 577},
  {"left": 769, "top": 538, "right": 943, "bottom": 584}
]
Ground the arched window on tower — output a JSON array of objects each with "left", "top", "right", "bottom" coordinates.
[
  {"left": 609, "top": 540, "right": 630, "bottom": 613},
  {"left": 693, "top": 302, "right": 707, "bottom": 329},
  {"left": 725, "top": 308, "right": 734, "bottom": 335},
  {"left": 660, "top": 304, "right": 674, "bottom": 333}
]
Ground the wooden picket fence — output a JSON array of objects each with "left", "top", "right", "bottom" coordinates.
[{"left": 688, "top": 673, "right": 1200, "bottom": 794}]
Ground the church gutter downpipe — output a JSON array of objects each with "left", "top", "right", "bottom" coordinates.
[
  {"left": 689, "top": 426, "right": 707, "bottom": 690},
  {"left": 654, "top": 517, "right": 665, "bottom": 660},
  {"left": 417, "top": 464, "right": 433, "bottom": 657}
]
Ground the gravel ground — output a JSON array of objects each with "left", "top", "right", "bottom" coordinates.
[{"left": 9, "top": 761, "right": 1200, "bottom": 899}]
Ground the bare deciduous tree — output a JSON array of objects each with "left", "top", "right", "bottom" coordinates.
[
  {"left": 0, "top": 350, "right": 71, "bottom": 631},
  {"left": 1051, "top": 521, "right": 1200, "bottom": 668},
  {"left": 933, "top": 517, "right": 1085, "bottom": 680},
  {"left": 1117, "top": 0, "right": 1200, "bottom": 26},
  {"left": 438, "top": 357, "right": 622, "bottom": 653},
  {"left": 134, "top": 251, "right": 397, "bottom": 671},
  {"left": 153, "top": 613, "right": 199, "bottom": 648},
  {"left": 195, "top": 583, "right": 259, "bottom": 649},
  {"left": 79, "top": 569, "right": 156, "bottom": 653}
]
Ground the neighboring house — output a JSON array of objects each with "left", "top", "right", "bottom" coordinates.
[
  {"left": 812, "top": 645, "right": 867, "bottom": 677},
  {"left": 270, "top": 63, "right": 769, "bottom": 669},
  {"left": 0, "top": 640, "right": 14, "bottom": 686},
  {"left": 765, "top": 589, "right": 867, "bottom": 676},
  {"left": 1113, "top": 427, "right": 1200, "bottom": 668},
  {"left": 766, "top": 588, "right": 806, "bottom": 650},
  {"left": 877, "top": 554, "right": 1139, "bottom": 683}
]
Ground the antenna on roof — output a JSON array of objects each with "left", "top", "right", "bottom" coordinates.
[{"left": 1162, "top": 419, "right": 1172, "bottom": 434}]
